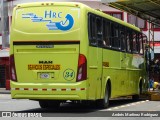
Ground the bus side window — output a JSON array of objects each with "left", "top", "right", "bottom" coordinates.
[
  {"left": 120, "top": 26, "right": 126, "bottom": 51},
  {"left": 132, "top": 32, "right": 139, "bottom": 53},
  {"left": 139, "top": 33, "right": 143, "bottom": 54},
  {"left": 111, "top": 23, "right": 120, "bottom": 49},
  {"left": 96, "top": 17, "right": 103, "bottom": 46},
  {"left": 126, "top": 29, "right": 132, "bottom": 53},
  {"left": 137, "top": 33, "right": 140, "bottom": 53},
  {"left": 88, "top": 14, "right": 97, "bottom": 46},
  {"left": 103, "top": 19, "right": 111, "bottom": 47}
]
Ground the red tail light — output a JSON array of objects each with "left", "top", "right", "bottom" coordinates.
[
  {"left": 76, "top": 54, "right": 87, "bottom": 82},
  {"left": 10, "top": 54, "right": 17, "bottom": 82}
]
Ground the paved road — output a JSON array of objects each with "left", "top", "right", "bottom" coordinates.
[{"left": 0, "top": 94, "right": 160, "bottom": 119}]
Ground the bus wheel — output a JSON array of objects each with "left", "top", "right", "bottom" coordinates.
[
  {"left": 48, "top": 101, "right": 61, "bottom": 109},
  {"left": 96, "top": 84, "right": 110, "bottom": 108},
  {"left": 39, "top": 100, "right": 61, "bottom": 109},
  {"left": 39, "top": 100, "right": 48, "bottom": 108}
]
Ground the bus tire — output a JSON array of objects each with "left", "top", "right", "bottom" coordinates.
[
  {"left": 39, "top": 100, "right": 48, "bottom": 108},
  {"left": 39, "top": 100, "right": 61, "bottom": 109},
  {"left": 96, "top": 84, "right": 110, "bottom": 108},
  {"left": 48, "top": 101, "right": 61, "bottom": 109}
]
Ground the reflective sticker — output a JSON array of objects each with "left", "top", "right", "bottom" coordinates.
[
  {"left": 57, "top": 88, "right": 61, "bottom": 91},
  {"left": 11, "top": 88, "right": 86, "bottom": 91},
  {"left": 76, "top": 88, "right": 80, "bottom": 91},
  {"left": 47, "top": 88, "right": 52, "bottom": 91},
  {"left": 33, "top": 88, "right": 38, "bottom": 91},
  {"left": 63, "top": 69, "right": 75, "bottom": 81}
]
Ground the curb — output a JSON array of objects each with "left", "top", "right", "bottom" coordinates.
[
  {"left": 0, "top": 91, "right": 11, "bottom": 94},
  {"left": 0, "top": 88, "right": 11, "bottom": 94}
]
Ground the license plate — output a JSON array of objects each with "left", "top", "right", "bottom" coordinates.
[{"left": 40, "top": 73, "right": 50, "bottom": 79}]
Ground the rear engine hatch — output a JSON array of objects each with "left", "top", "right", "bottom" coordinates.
[{"left": 13, "top": 41, "right": 79, "bottom": 83}]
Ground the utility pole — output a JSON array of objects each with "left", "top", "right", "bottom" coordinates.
[{"left": 1, "top": 0, "right": 9, "bottom": 49}]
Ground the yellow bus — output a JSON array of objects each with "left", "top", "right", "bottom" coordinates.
[{"left": 10, "top": 2, "right": 148, "bottom": 108}]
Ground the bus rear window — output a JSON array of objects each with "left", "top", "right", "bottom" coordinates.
[{"left": 14, "top": 6, "right": 80, "bottom": 33}]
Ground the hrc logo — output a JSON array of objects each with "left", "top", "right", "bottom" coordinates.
[{"left": 22, "top": 11, "right": 74, "bottom": 31}]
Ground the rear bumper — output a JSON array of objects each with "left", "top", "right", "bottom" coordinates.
[{"left": 11, "top": 81, "right": 87, "bottom": 100}]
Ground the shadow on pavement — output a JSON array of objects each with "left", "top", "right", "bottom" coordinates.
[{"left": 15, "top": 98, "right": 148, "bottom": 113}]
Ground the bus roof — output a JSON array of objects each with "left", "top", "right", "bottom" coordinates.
[
  {"left": 16, "top": 2, "right": 84, "bottom": 8},
  {"left": 15, "top": 2, "right": 140, "bottom": 32}
]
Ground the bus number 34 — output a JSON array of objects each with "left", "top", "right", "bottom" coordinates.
[{"left": 63, "top": 69, "right": 75, "bottom": 81}]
